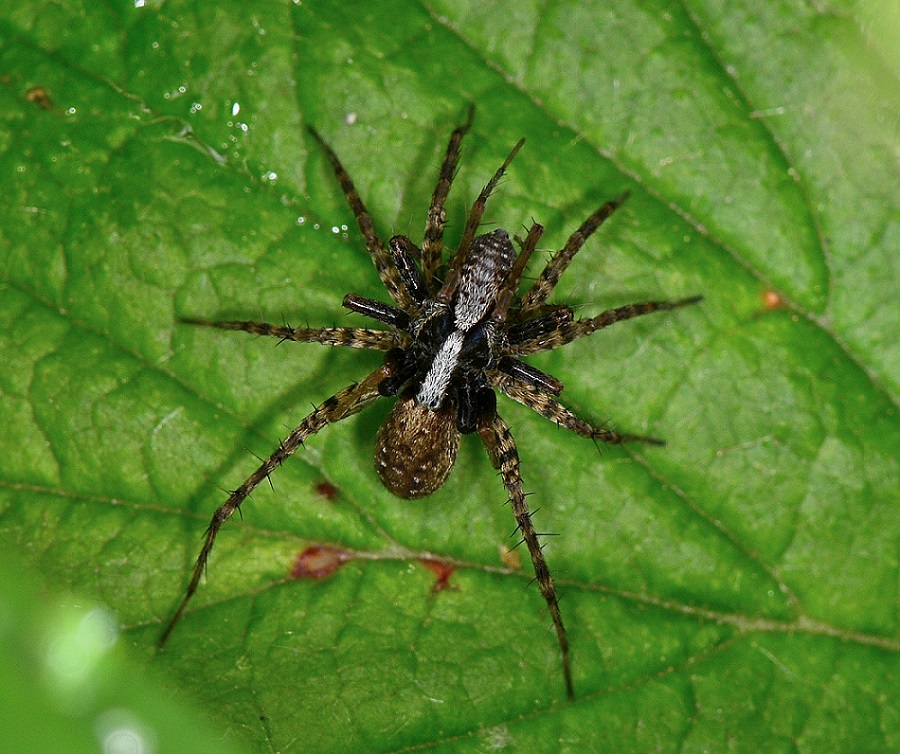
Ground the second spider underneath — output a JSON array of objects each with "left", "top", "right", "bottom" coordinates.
[{"left": 161, "top": 110, "right": 700, "bottom": 700}]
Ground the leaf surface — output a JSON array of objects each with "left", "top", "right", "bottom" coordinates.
[{"left": 1, "top": 1, "right": 898, "bottom": 752}]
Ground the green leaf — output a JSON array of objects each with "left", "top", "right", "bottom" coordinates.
[
  {"left": 1, "top": 1, "right": 897, "bottom": 752},
  {"left": 0, "top": 551, "right": 246, "bottom": 754}
]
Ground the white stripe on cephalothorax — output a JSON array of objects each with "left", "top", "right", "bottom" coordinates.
[{"left": 416, "top": 330, "right": 464, "bottom": 409}]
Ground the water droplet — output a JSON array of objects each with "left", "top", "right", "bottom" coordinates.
[{"left": 95, "top": 708, "right": 157, "bottom": 754}]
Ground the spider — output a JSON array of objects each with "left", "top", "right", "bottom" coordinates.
[{"left": 160, "top": 108, "right": 701, "bottom": 700}]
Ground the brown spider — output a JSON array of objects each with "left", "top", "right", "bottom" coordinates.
[{"left": 160, "top": 108, "right": 701, "bottom": 700}]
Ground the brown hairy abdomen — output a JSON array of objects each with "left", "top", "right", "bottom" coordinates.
[{"left": 375, "top": 393, "right": 460, "bottom": 499}]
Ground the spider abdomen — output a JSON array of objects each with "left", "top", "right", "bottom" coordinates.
[{"left": 375, "top": 391, "right": 461, "bottom": 499}]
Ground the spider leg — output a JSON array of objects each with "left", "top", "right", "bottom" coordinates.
[
  {"left": 506, "top": 308, "right": 574, "bottom": 349},
  {"left": 438, "top": 139, "right": 525, "bottom": 304},
  {"left": 306, "top": 126, "right": 414, "bottom": 309},
  {"left": 179, "top": 318, "right": 402, "bottom": 350},
  {"left": 507, "top": 296, "right": 702, "bottom": 356},
  {"left": 342, "top": 294, "right": 411, "bottom": 330},
  {"left": 491, "top": 371, "right": 664, "bottom": 445},
  {"left": 496, "top": 356, "right": 563, "bottom": 396},
  {"left": 421, "top": 106, "right": 475, "bottom": 287},
  {"left": 519, "top": 193, "right": 629, "bottom": 318},
  {"left": 158, "top": 363, "right": 392, "bottom": 646},
  {"left": 389, "top": 236, "right": 429, "bottom": 304},
  {"left": 478, "top": 411, "right": 574, "bottom": 701}
]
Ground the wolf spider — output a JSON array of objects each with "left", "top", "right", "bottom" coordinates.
[{"left": 160, "top": 108, "right": 700, "bottom": 700}]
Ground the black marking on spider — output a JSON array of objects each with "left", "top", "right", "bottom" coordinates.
[{"left": 159, "top": 108, "right": 701, "bottom": 700}]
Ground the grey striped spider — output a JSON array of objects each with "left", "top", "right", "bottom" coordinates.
[{"left": 160, "top": 108, "right": 700, "bottom": 699}]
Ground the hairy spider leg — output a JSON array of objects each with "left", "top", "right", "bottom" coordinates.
[
  {"left": 387, "top": 236, "right": 429, "bottom": 305},
  {"left": 478, "top": 411, "right": 573, "bottom": 700},
  {"left": 438, "top": 139, "right": 525, "bottom": 305},
  {"left": 158, "top": 364, "right": 392, "bottom": 646},
  {"left": 178, "top": 317, "right": 403, "bottom": 351},
  {"left": 508, "top": 297, "right": 703, "bottom": 356},
  {"left": 341, "top": 294, "right": 412, "bottom": 331},
  {"left": 421, "top": 106, "right": 475, "bottom": 287},
  {"left": 306, "top": 126, "right": 413, "bottom": 309},
  {"left": 491, "top": 372, "right": 664, "bottom": 445},
  {"left": 519, "top": 193, "right": 630, "bottom": 318}
]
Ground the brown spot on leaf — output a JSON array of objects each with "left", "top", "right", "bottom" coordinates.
[
  {"left": 314, "top": 481, "right": 339, "bottom": 501},
  {"left": 26, "top": 86, "right": 53, "bottom": 110},
  {"left": 761, "top": 289, "right": 786, "bottom": 310},
  {"left": 500, "top": 544, "right": 521, "bottom": 570},
  {"left": 290, "top": 546, "right": 352, "bottom": 580}
]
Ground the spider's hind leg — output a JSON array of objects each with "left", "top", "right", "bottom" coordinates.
[
  {"left": 158, "top": 363, "right": 393, "bottom": 647},
  {"left": 478, "top": 411, "right": 574, "bottom": 701},
  {"left": 492, "top": 372, "right": 664, "bottom": 445}
]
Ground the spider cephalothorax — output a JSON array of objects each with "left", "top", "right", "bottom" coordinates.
[{"left": 161, "top": 109, "right": 700, "bottom": 700}]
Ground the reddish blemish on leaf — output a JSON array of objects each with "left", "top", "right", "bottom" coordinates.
[
  {"left": 290, "top": 546, "right": 352, "bottom": 580},
  {"left": 314, "top": 481, "right": 339, "bottom": 501},
  {"left": 420, "top": 558, "right": 456, "bottom": 593},
  {"left": 762, "top": 289, "right": 786, "bottom": 310}
]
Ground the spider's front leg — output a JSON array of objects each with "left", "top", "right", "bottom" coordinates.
[
  {"left": 157, "top": 362, "right": 393, "bottom": 646},
  {"left": 478, "top": 411, "right": 574, "bottom": 701},
  {"left": 421, "top": 105, "right": 474, "bottom": 287},
  {"left": 306, "top": 126, "right": 413, "bottom": 310}
]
